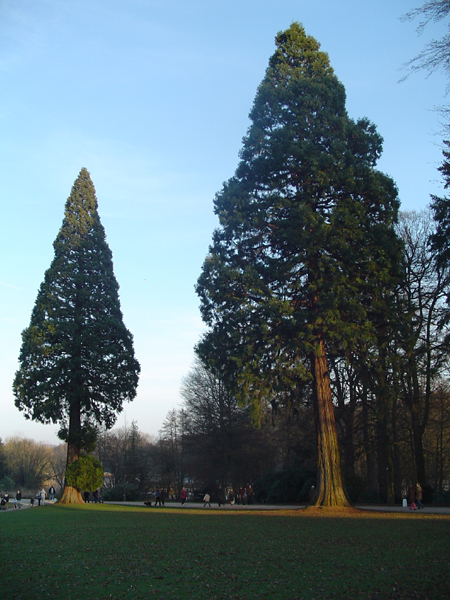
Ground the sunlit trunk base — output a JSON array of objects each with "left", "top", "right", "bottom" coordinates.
[
  {"left": 305, "top": 506, "right": 360, "bottom": 515},
  {"left": 59, "top": 486, "right": 84, "bottom": 504},
  {"left": 310, "top": 341, "right": 352, "bottom": 508}
]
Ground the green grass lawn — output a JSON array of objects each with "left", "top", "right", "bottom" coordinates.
[{"left": 1, "top": 504, "right": 449, "bottom": 599}]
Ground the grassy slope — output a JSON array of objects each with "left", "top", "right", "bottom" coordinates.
[{"left": 1, "top": 505, "right": 449, "bottom": 600}]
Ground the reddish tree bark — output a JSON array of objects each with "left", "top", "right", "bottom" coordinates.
[{"left": 310, "top": 339, "right": 352, "bottom": 507}]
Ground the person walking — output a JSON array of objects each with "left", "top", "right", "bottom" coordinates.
[
  {"left": 203, "top": 492, "right": 211, "bottom": 508},
  {"left": 416, "top": 483, "right": 424, "bottom": 509},
  {"left": 155, "top": 489, "right": 162, "bottom": 507},
  {"left": 15, "top": 489, "right": 22, "bottom": 509},
  {"left": 180, "top": 487, "right": 187, "bottom": 505},
  {"left": 48, "top": 485, "right": 55, "bottom": 501},
  {"left": 38, "top": 489, "right": 46, "bottom": 506},
  {"left": 217, "top": 486, "right": 225, "bottom": 507}
]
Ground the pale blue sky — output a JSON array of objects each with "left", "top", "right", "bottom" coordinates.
[{"left": 1, "top": 0, "right": 448, "bottom": 444}]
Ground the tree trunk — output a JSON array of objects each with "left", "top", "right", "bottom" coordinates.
[
  {"left": 60, "top": 485, "right": 84, "bottom": 504},
  {"left": 412, "top": 420, "right": 426, "bottom": 486},
  {"left": 310, "top": 339, "right": 351, "bottom": 507},
  {"left": 60, "top": 396, "right": 84, "bottom": 505},
  {"left": 376, "top": 417, "right": 394, "bottom": 503},
  {"left": 361, "top": 387, "right": 376, "bottom": 493},
  {"left": 392, "top": 396, "right": 403, "bottom": 503},
  {"left": 374, "top": 345, "right": 395, "bottom": 504}
]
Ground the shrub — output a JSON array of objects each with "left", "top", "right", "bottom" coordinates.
[
  {"left": 65, "top": 455, "right": 103, "bottom": 491},
  {"left": 344, "top": 475, "right": 366, "bottom": 503},
  {"left": 0, "top": 476, "right": 15, "bottom": 491},
  {"left": 254, "top": 465, "right": 316, "bottom": 504},
  {"left": 102, "top": 484, "right": 141, "bottom": 501}
]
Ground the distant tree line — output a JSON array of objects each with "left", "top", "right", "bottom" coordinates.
[{"left": 0, "top": 436, "right": 66, "bottom": 494}]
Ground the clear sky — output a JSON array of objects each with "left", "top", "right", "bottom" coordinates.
[{"left": 1, "top": 0, "right": 448, "bottom": 445}]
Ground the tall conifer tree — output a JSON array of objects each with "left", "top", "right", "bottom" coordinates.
[
  {"left": 431, "top": 141, "right": 450, "bottom": 272},
  {"left": 13, "top": 168, "right": 140, "bottom": 503},
  {"left": 196, "top": 24, "right": 402, "bottom": 506}
]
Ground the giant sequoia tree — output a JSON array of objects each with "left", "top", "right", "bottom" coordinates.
[
  {"left": 431, "top": 141, "right": 450, "bottom": 271},
  {"left": 13, "top": 168, "right": 140, "bottom": 503},
  {"left": 196, "top": 24, "right": 401, "bottom": 506}
]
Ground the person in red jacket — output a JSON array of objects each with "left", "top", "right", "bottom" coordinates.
[{"left": 180, "top": 487, "right": 187, "bottom": 505}]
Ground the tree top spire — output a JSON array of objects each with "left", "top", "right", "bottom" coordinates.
[{"left": 268, "top": 22, "right": 334, "bottom": 81}]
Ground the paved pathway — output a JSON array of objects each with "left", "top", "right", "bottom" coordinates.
[
  {"left": 2, "top": 500, "right": 449, "bottom": 514},
  {"left": 104, "top": 501, "right": 450, "bottom": 514},
  {"left": 0, "top": 499, "right": 42, "bottom": 511}
]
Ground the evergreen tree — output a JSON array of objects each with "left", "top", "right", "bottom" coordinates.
[
  {"left": 431, "top": 141, "right": 450, "bottom": 272},
  {"left": 13, "top": 168, "right": 140, "bottom": 503},
  {"left": 196, "top": 24, "right": 401, "bottom": 506}
]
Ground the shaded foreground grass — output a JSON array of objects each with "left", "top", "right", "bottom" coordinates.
[{"left": 1, "top": 505, "right": 449, "bottom": 599}]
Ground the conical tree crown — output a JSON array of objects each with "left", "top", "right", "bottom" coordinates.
[
  {"left": 197, "top": 22, "right": 401, "bottom": 397},
  {"left": 267, "top": 23, "right": 334, "bottom": 83},
  {"left": 54, "top": 168, "right": 101, "bottom": 248},
  {"left": 14, "top": 168, "right": 140, "bottom": 435}
]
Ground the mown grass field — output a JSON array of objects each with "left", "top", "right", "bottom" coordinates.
[{"left": 1, "top": 504, "right": 449, "bottom": 600}]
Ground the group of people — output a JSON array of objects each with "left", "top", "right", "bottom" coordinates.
[
  {"left": 29, "top": 488, "right": 47, "bottom": 506},
  {"left": 404, "top": 483, "right": 424, "bottom": 510},
  {"left": 0, "top": 485, "right": 58, "bottom": 510},
  {"left": 83, "top": 490, "right": 102, "bottom": 503},
  {"left": 1, "top": 488, "right": 44, "bottom": 509},
  {"left": 31, "top": 486, "right": 57, "bottom": 506},
  {"left": 154, "top": 488, "right": 166, "bottom": 506},
  {"left": 205, "top": 485, "right": 254, "bottom": 507}
]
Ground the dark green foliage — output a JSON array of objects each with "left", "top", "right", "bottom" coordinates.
[
  {"left": 196, "top": 23, "right": 402, "bottom": 505},
  {"left": 434, "top": 487, "right": 450, "bottom": 503},
  {"left": 102, "top": 483, "right": 140, "bottom": 501},
  {"left": 253, "top": 465, "right": 316, "bottom": 504},
  {"left": 179, "top": 359, "right": 278, "bottom": 491},
  {"left": 431, "top": 141, "right": 450, "bottom": 273},
  {"left": 13, "top": 169, "right": 140, "bottom": 461},
  {"left": 0, "top": 476, "right": 15, "bottom": 491},
  {"left": 65, "top": 455, "right": 103, "bottom": 491},
  {"left": 196, "top": 23, "right": 401, "bottom": 411},
  {"left": 343, "top": 474, "right": 367, "bottom": 503}
]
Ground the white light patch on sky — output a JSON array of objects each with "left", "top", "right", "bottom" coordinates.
[{"left": 1, "top": 0, "right": 448, "bottom": 444}]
